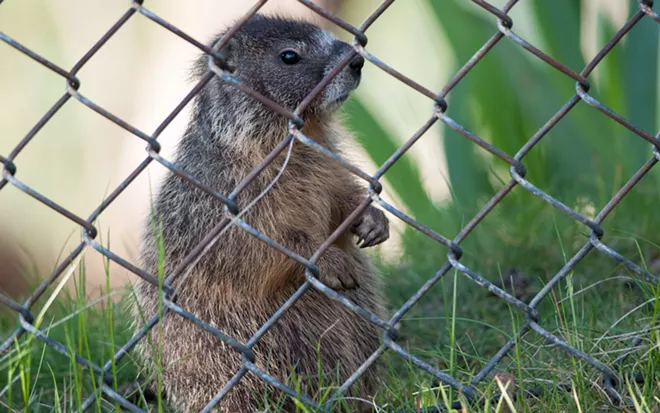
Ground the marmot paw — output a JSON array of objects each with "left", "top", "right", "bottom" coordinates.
[
  {"left": 317, "top": 247, "right": 358, "bottom": 290},
  {"left": 352, "top": 205, "right": 390, "bottom": 248},
  {"left": 319, "top": 271, "right": 358, "bottom": 290}
]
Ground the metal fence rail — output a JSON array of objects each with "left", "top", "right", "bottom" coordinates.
[{"left": 1, "top": 0, "right": 659, "bottom": 411}]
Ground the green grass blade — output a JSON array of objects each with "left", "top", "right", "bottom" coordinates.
[
  {"left": 622, "top": 1, "right": 659, "bottom": 157},
  {"left": 529, "top": 0, "right": 584, "bottom": 70},
  {"left": 428, "top": 0, "right": 614, "bottom": 208}
]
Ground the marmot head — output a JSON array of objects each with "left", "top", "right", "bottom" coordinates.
[{"left": 194, "top": 14, "right": 364, "bottom": 121}]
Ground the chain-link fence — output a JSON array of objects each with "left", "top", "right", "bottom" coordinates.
[{"left": 1, "top": 0, "right": 659, "bottom": 411}]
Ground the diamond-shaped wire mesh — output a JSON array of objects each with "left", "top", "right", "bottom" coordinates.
[{"left": 1, "top": 0, "right": 659, "bottom": 412}]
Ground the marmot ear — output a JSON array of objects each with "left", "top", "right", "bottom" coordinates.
[
  {"left": 189, "top": 35, "right": 237, "bottom": 81},
  {"left": 211, "top": 35, "right": 238, "bottom": 74}
]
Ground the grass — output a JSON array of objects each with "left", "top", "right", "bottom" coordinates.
[
  {"left": 1, "top": 173, "right": 659, "bottom": 413},
  {"left": 2, "top": 0, "right": 658, "bottom": 411}
]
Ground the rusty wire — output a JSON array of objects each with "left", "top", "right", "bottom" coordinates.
[{"left": 1, "top": 0, "right": 659, "bottom": 412}]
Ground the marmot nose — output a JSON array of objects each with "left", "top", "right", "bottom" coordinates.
[{"left": 350, "top": 55, "right": 365, "bottom": 73}]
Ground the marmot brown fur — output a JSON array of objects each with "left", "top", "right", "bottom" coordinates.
[{"left": 131, "top": 14, "right": 389, "bottom": 413}]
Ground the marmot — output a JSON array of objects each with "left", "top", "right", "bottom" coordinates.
[{"left": 132, "top": 14, "right": 389, "bottom": 413}]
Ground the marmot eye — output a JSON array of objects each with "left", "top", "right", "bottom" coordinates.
[{"left": 280, "top": 50, "right": 300, "bottom": 65}]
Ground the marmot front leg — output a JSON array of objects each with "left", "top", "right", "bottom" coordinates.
[
  {"left": 351, "top": 205, "right": 390, "bottom": 248},
  {"left": 316, "top": 245, "right": 358, "bottom": 290},
  {"left": 283, "top": 228, "right": 358, "bottom": 291}
]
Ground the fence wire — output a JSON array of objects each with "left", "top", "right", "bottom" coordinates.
[{"left": 1, "top": 0, "right": 659, "bottom": 412}]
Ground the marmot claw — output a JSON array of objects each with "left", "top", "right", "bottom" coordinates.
[
  {"left": 352, "top": 206, "right": 390, "bottom": 248},
  {"left": 317, "top": 246, "right": 358, "bottom": 290}
]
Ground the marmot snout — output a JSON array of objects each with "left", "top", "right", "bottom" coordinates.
[{"left": 132, "top": 13, "right": 388, "bottom": 413}]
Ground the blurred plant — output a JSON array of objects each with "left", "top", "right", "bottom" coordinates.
[{"left": 341, "top": 0, "right": 658, "bottom": 245}]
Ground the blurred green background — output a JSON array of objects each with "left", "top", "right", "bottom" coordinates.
[
  {"left": 1, "top": 1, "right": 659, "bottom": 411},
  {"left": 343, "top": 0, "right": 659, "bottom": 251},
  {"left": 1, "top": 0, "right": 656, "bottom": 298}
]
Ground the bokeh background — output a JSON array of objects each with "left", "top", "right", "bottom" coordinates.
[
  {"left": 2, "top": 1, "right": 660, "bottom": 411},
  {"left": 0, "top": 0, "right": 655, "bottom": 299}
]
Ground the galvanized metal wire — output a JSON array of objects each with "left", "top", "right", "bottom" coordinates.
[{"left": 1, "top": 0, "right": 659, "bottom": 411}]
